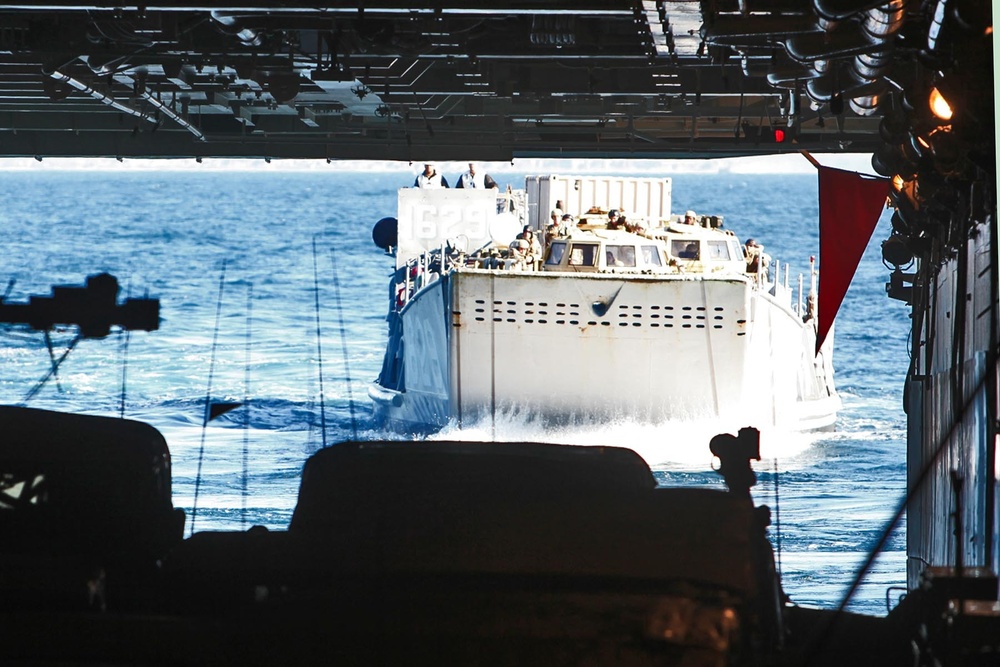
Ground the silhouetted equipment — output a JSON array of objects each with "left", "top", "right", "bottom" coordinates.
[
  {"left": 0, "top": 273, "right": 159, "bottom": 338},
  {"left": 156, "top": 440, "right": 782, "bottom": 663},
  {"left": 0, "top": 406, "right": 185, "bottom": 611},
  {"left": 710, "top": 427, "right": 761, "bottom": 499}
]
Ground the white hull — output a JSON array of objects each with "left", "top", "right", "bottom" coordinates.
[{"left": 371, "top": 268, "right": 839, "bottom": 433}]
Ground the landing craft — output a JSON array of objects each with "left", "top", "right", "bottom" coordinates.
[{"left": 370, "top": 176, "right": 840, "bottom": 434}]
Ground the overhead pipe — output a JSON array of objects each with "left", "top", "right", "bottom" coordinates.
[
  {"left": 46, "top": 69, "right": 155, "bottom": 123},
  {"left": 137, "top": 90, "right": 207, "bottom": 142},
  {"left": 789, "top": 0, "right": 907, "bottom": 109},
  {"left": 210, "top": 11, "right": 264, "bottom": 48},
  {"left": 785, "top": 22, "right": 872, "bottom": 62},
  {"left": 701, "top": 15, "right": 818, "bottom": 49},
  {"left": 767, "top": 57, "right": 829, "bottom": 87},
  {"left": 849, "top": 1, "right": 906, "bottom": 115},
  {"left": 925, "top": 0, "right": 949, "bottom": 52},
  {"left": 805, "top": 62, "right": 887, "bottom": 101},
  {"left": 813, "top": 0, "right": 894, "bottom": 21},
  {"left": 861, "top": 0, "right": 906, "bottom": 40}
]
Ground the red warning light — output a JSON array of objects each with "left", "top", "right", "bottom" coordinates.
[{"left": 774, "top": 128, "right": 786, "bottom": 143}]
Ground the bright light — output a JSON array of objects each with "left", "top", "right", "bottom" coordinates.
[
  {"left": 774, "top": 128, "right": 786, "bottom": 143},
  {"left": 892, "top": 174, "right": 904, "bottom": 191},
  {"left": 929, "top": 87, "right": 953, "bottom": 121}
]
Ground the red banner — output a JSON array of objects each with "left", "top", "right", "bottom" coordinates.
[{"left": 816, "top": 166, "right": 890, "bottom": 354}]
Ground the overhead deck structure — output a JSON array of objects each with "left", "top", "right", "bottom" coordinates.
[{"left": 0, "top": 0, "right": 914, "bottom": 160}]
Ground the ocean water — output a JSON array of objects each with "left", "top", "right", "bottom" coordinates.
[{"left": 0, "top": 162, "right": 910, "bottom": 616}]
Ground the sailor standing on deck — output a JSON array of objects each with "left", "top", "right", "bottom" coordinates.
[
  {"left": 607, "top": 209, "right": 625, "bottom": 230},
  {"left": 455, "top": 162, "right": 497, "bottom": 189},
  {"left": 414, "top": 163, "right": 449, "bottom": 188},
  {"left": 509, "top": 226, "right": 542, "bottom": 270},
  {"left": 744, "top": 238, "right": 771, "bottom": 280}
]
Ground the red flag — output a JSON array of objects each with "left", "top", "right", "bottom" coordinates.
[{"left": 816, "top": 166, "right": 889, "bottom": 354}]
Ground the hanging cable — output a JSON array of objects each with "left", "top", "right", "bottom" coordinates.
[
  {"left": 42, "top": 330, "right": 64, "bottom": 393},
  {"left": 118, "top": 328, "right": 131, "bottom": 418},
  {"left": 20, "top": 333, "right": 81, "bottom": 404},
  {"left": 490, "top": 272, "right": 496, "bottom": 441},
  {"left": 773, "top": 458, "right": 782, "bottom": 579},
  {"left": 190, "top": 260, "right": 227, "bottom": 537},
  {"left": 118, "top": 276, "right": 133, "bottom": 419},
  {"left": 241, "top": 282, "right": 253, "bottom": 530},
  {"left": 329, "top": 247, "right": 358, "bottom": 440},
  {"left": 311, "top": 238, "right": 328, "bottom": 448}
]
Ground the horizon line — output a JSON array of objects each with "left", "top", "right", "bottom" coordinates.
[{"left": 0, "top": 153, "right": 876, "bottom": 175}]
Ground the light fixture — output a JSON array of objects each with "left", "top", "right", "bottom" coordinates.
[{"left": 928, "top": 87, "right": 953, "bottom": 121}]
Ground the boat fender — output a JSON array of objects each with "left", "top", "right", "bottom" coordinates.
[{"left": 372, "top": 216, "right": 398, "bottom": 251}]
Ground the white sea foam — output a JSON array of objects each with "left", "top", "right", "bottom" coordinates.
[{"left": 428, "top": 410, "right": 821, "bottom": 470}]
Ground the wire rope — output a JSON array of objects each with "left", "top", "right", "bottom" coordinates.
[
  {"left": 311, "top": 238, "right": 328, "bottom": 449},
  {"left": 190, "top": 260, "right": 227, "bottom": 537},
  {"left": 329, "top": 247, "right": 358, "bottom": 440}
]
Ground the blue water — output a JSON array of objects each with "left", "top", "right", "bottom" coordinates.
[{"left": 0, "top": 163, "right": 910, "bottom": 616}]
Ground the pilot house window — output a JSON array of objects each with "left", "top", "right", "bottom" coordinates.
[
  {"left": 706, "top": 240, "right": 731, "bottom": 261},
  {"left": 546, "top": 241, "right": 567, "bottom": 265},
  {"left": 642, "top": 245, "right": 663, "bottom": 266},
  {"left": 672, "top": 240, "right": 700, "bottom": 260},
  {"left": 605, "top": 245, "right": 636, "bottom": 267},
  {"left": 568, "top": 243, "right": 598, "bottom": 266}
]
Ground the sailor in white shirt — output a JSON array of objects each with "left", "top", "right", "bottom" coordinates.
[
  {"left": 455, "top": 162, "right": 497, "bottom": 189},
  {"left": 414, "top": 163, "right": 449, "bottom": 188}
]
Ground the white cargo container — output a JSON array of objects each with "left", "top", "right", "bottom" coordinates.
[{"left": 525, "top": 175, "right": 672, "bottom": 229}]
